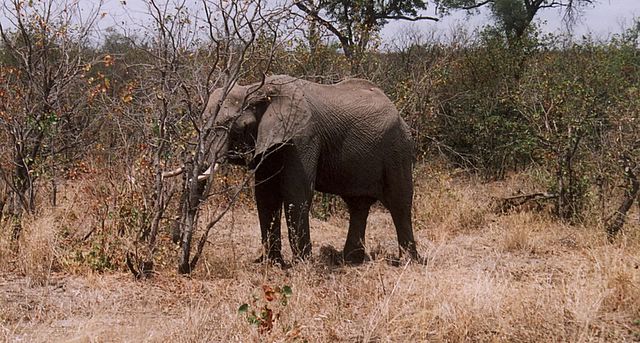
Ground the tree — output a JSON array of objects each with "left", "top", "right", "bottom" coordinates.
[
  {"left": 0, "top": 0, "right": 103, "bottom": 231},
  {"left": 116, "top": 0, "right": 291, "bottom": 276},
  {"left": 436, "top": 0, "right": 596, "bottom": 41},
  {"left": 294, "top": 0, "right": 438, "bottom": 70}
]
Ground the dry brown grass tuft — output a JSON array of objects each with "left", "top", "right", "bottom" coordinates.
[
  {"left": 2, "top": 166, "right": 640, "bottom": 342},
  {"left": 497, "top": 212, "right": 548, "bottom": 254},
  {"left": 0, "top": 223, "right": 12, "bottom": 271},
  {"left": 16, "top": 212, "right": 61, "bottom": 286},
  {"left": 412, "top": 165, "right": 490, "bottom": 241}
]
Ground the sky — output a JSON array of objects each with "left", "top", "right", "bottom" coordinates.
[
  {"left": 2, "top": 0, "right": 639, "bottom": 42},
  {"left": 381, "top": 0, "right": 640, "bottom": 41}
]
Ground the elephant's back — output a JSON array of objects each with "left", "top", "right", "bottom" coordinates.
[
  {"left": 333, "top": 78, "right": 379, "bottom": 91},
  {"left": 311, "top": 81, "right": 413, "bottom": 198},
  {"left": 323, "top": 79, "right": 393, "bottom": 110},
  {"left": 310, "top": 79, "right": 410, "bottom": 140}
]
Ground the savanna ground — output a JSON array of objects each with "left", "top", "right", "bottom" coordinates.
[{"left": 1, "top": 163, "right": 639, "bottom": 342}]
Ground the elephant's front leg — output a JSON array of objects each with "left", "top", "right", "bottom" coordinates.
[
  {"left": 283, "top": 199, "right": 312, "bottom": 261},
  {"left": 280, "top": 147, "right": 317, "bottom": 261},
  {"left": 255, "top": 189, "right": 284, "bottom": 265},
  {"left": 255, "top": 162, "right": 285, "bottom": 265}
]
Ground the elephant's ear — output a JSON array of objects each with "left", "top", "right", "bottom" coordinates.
[{"left": 252, "top": 78, "right": 310, "bottom": 157}]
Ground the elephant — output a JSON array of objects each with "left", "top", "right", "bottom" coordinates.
[{"left": 204, "top": 75, "right": 422, "bottom": 265}]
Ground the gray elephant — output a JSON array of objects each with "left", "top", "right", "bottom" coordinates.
[{"left": 206, "top": 75, "right": 421, "bottom": 265}]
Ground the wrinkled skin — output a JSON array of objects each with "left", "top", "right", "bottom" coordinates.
[{"left": 208, "top": 75, "right": 421, "bottom": 265}]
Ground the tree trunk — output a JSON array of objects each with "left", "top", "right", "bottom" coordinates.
[
  {"left": 606, "top": 157, "right": 639, "bottom": 239},
  {"left": 178, "top": 165, "right": 206, "bottom": 274}
]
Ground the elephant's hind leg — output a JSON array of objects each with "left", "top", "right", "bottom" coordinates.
[
  {"left": 383, "top": 167, "right": 422, "bottom": 262},
  {"left": 388, "top": 204, "right": 420, "bottom": 260},
  {"left": 343, "top": 196, "right": 376, "bottom": 264}
]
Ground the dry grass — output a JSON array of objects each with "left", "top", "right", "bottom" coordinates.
[
  {"left": 1, "top": 165, "right": 640, "bottom": 342},
  {"left": 16, "top": 212, "right": 62, "bottom": 286}
]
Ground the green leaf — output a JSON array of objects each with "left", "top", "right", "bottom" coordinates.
[
  {"left": 282, "top": 285, "right": 292, "bottom": 297},
  {"left": 238, "top": 303, "right": 249, "bottom": 313},
  {"left": 247, "top": 314, "right": 260, "bottom": 325}
]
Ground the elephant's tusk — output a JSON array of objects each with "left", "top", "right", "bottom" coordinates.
[
  {"left": 162, "top": 166, "right": 184, "bottom": 178},
  {"left": 197, "top": 163, "right": 220, "bottom": 181},
  {"left": 163, "top": 163, "right": 219, "bottom": 181}
]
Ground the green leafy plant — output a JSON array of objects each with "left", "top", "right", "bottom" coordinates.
[{"left": 238, "top": 284, "right": 293, "bottom": 334}]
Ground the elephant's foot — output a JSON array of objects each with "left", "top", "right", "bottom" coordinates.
[
  {"left": 404, "top": 248, "right": 427, "bottom": 265},
  {"left": 410, "top": 253, "right": 427, "bottom": 265},
  {"left": 289, "top": 243, "right": 312, "bottom": 264},
  {"left": 386, "top": 248, "right": 427, "bottom": 266},
  {"left": 342, "top": 249, "right": 370, "bottom": 265},
  {"left": 318, "top": 245, "right": 371, "bottom": 266},
  {"left": 290, "top": 250, "right": 312, "bottom": 265},
  {"left": 253, "top": 253, "right": 289, "bottom": 268}
]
